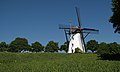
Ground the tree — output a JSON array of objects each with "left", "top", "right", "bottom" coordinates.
[
  {"left": 109, "top": 0, "right": 120, "bottom": 33},
  {"left": 108, "top": 42, "right": 120, "bottom": 54},
  {"left": 45, "top": 41, "right": 59, "bottom": 52},
  {"left": 9, "top": 37, "right": 31, "bottom": 52},
  {"left": 86, "top": 40, "right": 98, "bottom": 52},
  {"left": 0, "top": 42, "right": 9, "bottom": 52},
  {"left": 97, "top": 42, "right": 120, "bottom": 60},
  {"left": 97, "top": 42, "right": 108, "bottom": 54},
  {"left": 31, "top": 41, "right": 44, "bottom": 52},
  {"left": 60, "top": 42, "right": 68, "bottom": 53}
]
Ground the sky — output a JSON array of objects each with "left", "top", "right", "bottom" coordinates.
[{"left": 0, "top": 0, "right": 120, "bottom": 45}]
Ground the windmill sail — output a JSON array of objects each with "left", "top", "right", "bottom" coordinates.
[{"left": 75, "top": 7, "right": 81, "bottom": 28}]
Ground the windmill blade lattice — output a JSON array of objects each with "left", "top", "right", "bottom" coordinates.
[{"left": 75, "top": 7, "right": 82, "bottom": 28}]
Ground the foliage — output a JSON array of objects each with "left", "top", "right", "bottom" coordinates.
[
  {"left": 0, "top": 52, "right": 120, "bottom": 72},
  {"left": 60, "top": 42, "right": 68, "bottom": 53},
  {"left": 109, "top": 0, "right": 120, "bottom": 33},
  {"left": 0, "top": 42, "right": 9, "bottom": 52},
  {"left": 86, "top": 40, "right": 98, "bottom": 52},
  {"left": 31, "top": 41, "right": 44, "bottom": 52},
  {"left": 9, "top": 37, "right": 31, "bottom": 52},
  {"left": 74, "top": 47, "right": 82, "bottom": 53},
  {"left": 97, "top": 42, "right": 120, "bottom": 60},
  {"left": 45, "top": 41, "right": 59, "bottom": 52},
  {"left": 97, "top": 42, "right": 108, "bottom": 54}
]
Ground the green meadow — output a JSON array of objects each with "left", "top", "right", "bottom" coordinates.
[{"left": 0, "top": 52, "right": 120, "bottom": 72}]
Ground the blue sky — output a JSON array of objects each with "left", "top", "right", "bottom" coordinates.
[{"left": 0, "top": 0, "right": 120, "bottom": 45}]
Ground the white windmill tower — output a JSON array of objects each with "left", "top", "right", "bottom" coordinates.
[{"left": 59, "top": 7, "right": 99, "bottom": 53}]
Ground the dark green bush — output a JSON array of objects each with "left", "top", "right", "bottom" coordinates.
[
  {"left": 75, "top": 48, "right": 83, "bottom": 53},
  {"left": 97, "top": 42, "right": 120, "bottom": 60}
]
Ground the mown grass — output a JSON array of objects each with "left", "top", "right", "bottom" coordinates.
[{"left": 0, "top": 52, "right": 120, "bottom": 72}]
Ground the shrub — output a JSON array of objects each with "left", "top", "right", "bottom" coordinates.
[
  {"left": 75, "top": 47, "right": 82, "bottom": 53},
  {"left": 97, "top": 42, "right": 120, "bottom": 60}
]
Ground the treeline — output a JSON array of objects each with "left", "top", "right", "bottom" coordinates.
[
  {"left": 0, "top": 37, "right": 59, "bottom": 52},
  {"left": 0, "top": 37, "right": 120, "bottom": 60},
  {"left": 87, "top": 40, "right": 120, "bottom": 60},
  {"left": 0, "top": 37, "right": 120, "bottom": 53}
]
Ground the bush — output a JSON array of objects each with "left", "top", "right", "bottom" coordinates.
[
  {"left": 97, "top": 42, "right": 120, "bottom": 60},
  {"left": 75, "top": 48, "right": 82, "bottom": 53}
]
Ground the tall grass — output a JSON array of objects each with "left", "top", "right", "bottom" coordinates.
[{"left": 0, "top": 52, "right": 120, "bottom": 72}]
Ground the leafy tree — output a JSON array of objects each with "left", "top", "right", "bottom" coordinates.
[
  {"left": 45, "top": 41, "right": 59, "bottom": 52},
  {"left": 109, "top": 0, "right": 120, "bottom": 33},
  {"left": 97, "top": 42, "right": 108, "bottom": 54},
  {"left": 0, "top": 42, "right": 9, "bottom": 52},
  {"left": 31, "top": 41, "right": 44, "bottom": 52},
  {"left": 60, "top": 42, "right": 68, "bottom": 53},
  {"left": 86, "top": 40, "right": 98, "bottom": 52},
  {"left": 97, "top": 42, "right": 120, "bottom": 60},
  {"left": 108, "top": 42, "right": 120, "bottom": 54},
  {"left": 9, "top": 37, "right": 31, "bottom": 52}
]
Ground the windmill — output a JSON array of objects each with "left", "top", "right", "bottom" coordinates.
[{"left": 59, "top": 7, "right": 99, "bottom": 53}]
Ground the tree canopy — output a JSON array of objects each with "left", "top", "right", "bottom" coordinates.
[
  {"left": 97, "top": 42, "right": 108, "bottom": 54},
  {"left": 31, "top": 41, "right": 44, "bottom": 52},
  {"left": 109, "top": 0, "right": 120, "bottom": 33},
  {"left": 60, "top": 42, "right": 68, "bottom": 53},
  {"left": 86, "top": 40, "right": 98, "bottom": 52},
  {"left": 9, "top": 37, "right": 31, "bottom": 52},
  {"left": 97, "top": 42, "right": 120, "bottom": 60},
  {"left": 0, "top": 42, "right": 8, "bottom": 52},
  {"left": 45, "top": 41, "right": 59, "bottom": 52}
]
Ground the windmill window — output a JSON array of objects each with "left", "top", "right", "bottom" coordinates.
[
  {"left": 72, "top": 35, "right": 74, "bottom": 40},
  {"left": 72, "top": 43, "right": 74, "bottom": 46}
]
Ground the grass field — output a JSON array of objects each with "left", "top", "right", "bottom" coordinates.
[{"left": 0, "top": 52, "right": 120, "bottom": 72}]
